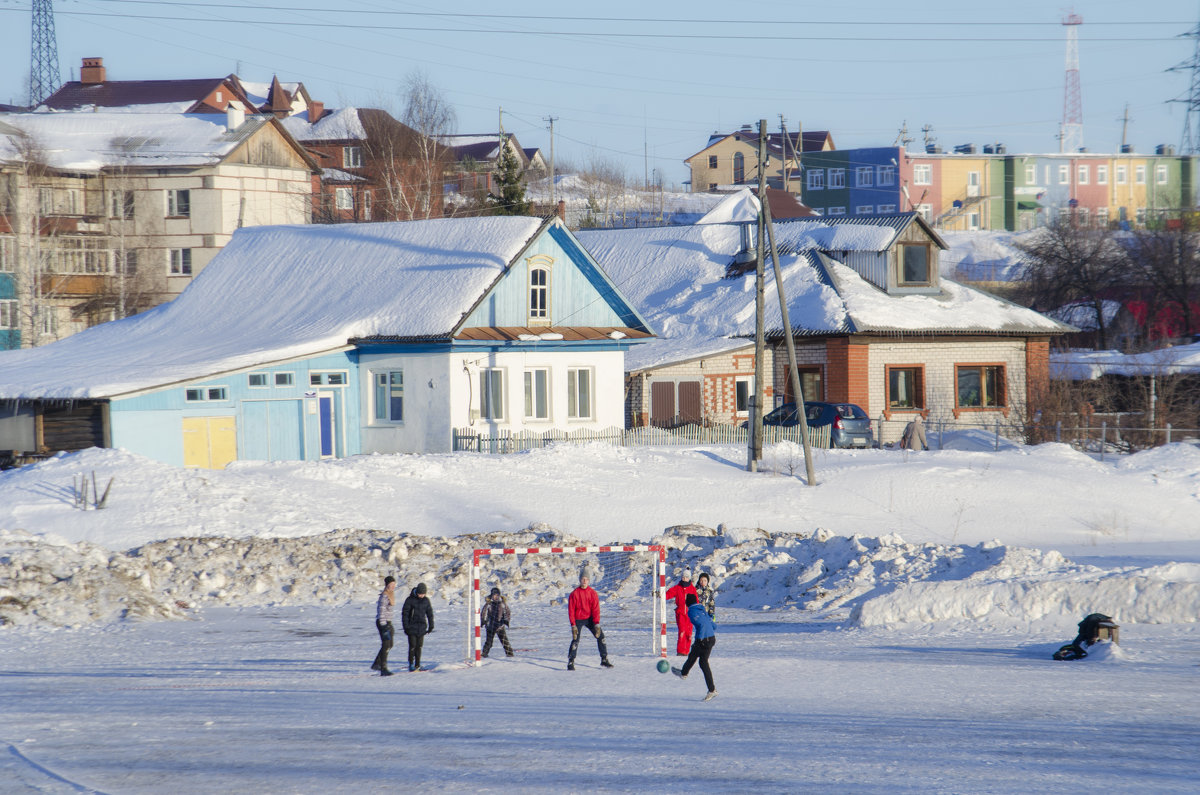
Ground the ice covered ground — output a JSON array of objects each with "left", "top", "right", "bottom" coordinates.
[{"left": 2, "top": 433, "right": 1199, "bottom": 791}]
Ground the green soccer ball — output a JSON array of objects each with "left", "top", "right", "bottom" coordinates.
[{"left": 656, "top": 658, "right": 670, "bottom": 674}]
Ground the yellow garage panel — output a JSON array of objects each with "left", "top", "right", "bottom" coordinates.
[{"left": 182, "top": 416, "right": 237, "bottom": 469}]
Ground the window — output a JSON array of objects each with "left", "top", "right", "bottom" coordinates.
[
  {"left": 184, "top": 386, "right": 228, "bottom": 402},
  {"left": 828, "top": 168, "right": 845, "bottom": 188},
  {"left": 735, "top": 376, "right": 751, "bottom": 414},
  {"left": 855, "top": 167, "right": 873, "bottom": 187},
  {"left": 877, "top": 204, "right": 897, "bottom": 213},
  {"left": 1024, "top": 164, "right": 1036, "bottom": 183},
  {"left": 826, "top": 206, "right": 846, "bottom": 216},
  {"left": 1077, "top": 165, "right": 1089, "bottom": 185},
  {"left": 1116, "top": 165, "right": 1127, "bottom": 184},
  {"left": 529, "top": 266, "right": 549, "bottom": 321},
  {"left": 38, "top": 308, "right": 58, "bottom": 337},
  {"left": 114, "top": 249, "right": 137, "bottom": 276},
  {"left": 39, "top": 187, "right": 53, "bottom": 214},
  {"left": 1096, "top": 207, "right": 1109, "bottom": 227},
  {"left": 1058, "top": 207, "right": 1072, "bottom": 223},
  {"left": 916, "top": 203, "right": 933, "bottom": 223},
  {"left": 855, "top": 205, "right": 874, "bottom": 215},
  {"left": 0, "top": 300, "right": 15, "bottom": 329},
  {"left": 807, "top": 169, "right": 825, "bottom": 190},
  {"left": 955, "top": 365, "right": 1005, "bottom": 410},
  {"left": 708, "top": 155, "right": 718, "bottom": 169},
  {"left": 310, "top": 372, "right": 347, "bottom": 386},
  {"left": 877, "top": 165, "right": 895, "bottom": 186},
  {"left": 732, "top": 152, "right": 745, "bottom": 183},
  {"left": 111, "top": 190, "right": 135, "bottom": 219},
  {"left": 783, "top": 366, "right": 823, "bottom": 403},
  {"left": 167, "top": 189, "right": 190, "bottom": 217},
  {"left": 169, "top": 248, "right": 192, "bottom": 275},
  {"left": 274, "top": 372, "right": 294, "bottom": 387},
  {"left": 567, "top": 368, "right": 592, "bottom": 420},
  {"left": 886, "top": 366, "right": 925, "bottom": 411},
  {"left": 363, "top": 190, "right": 372, "bottom": 219},
  {"left": 1135, "top": 165, "right": 1146, "bottom": 184},
  {"left": 1058, "top": 165, "right": 1069, "bottom": 184},
  {"left": 524, "top": 368, "right": 549, "bottom": 420},
  {"left": 1077, "top": 208, "right": 1089, "bottom": 226},
  {"left": 373, "top": 371, "right": 404, "bottom": 422},
  {"left": 899, "top": 243, "right": 931, "bottom": 284},
  {"left": 1097, "top": 165, "right": 1108, "bottom": 185},
  {"left": 1136, "top": 207, "right": 1147, "bottom": 226},
  {"left": 248, "top": 373, "right": 269, "bottom": 388},
  {"left": 0, "top": 237, "right": 13, "bottom": 272},
  {"left": 1156, "top": 165, "right": 1168, "bottom": 185},
  {"left": 968, "top": 212, "right": 980, "bottom": 230},
  {"left": 913, "top": 164, "right": 932, "bottom": 185},
  {"left": 335, "top": 187, "right": 354, "bottom": 211},
  {"left": 708, "top": 183, "right": 717, "bottom": 191},
  {"left": 479, "top": 369, "right": 504, "bottom": 420},
  {"left": 343, "top": 146, "right": 363, "bottom": 168}
]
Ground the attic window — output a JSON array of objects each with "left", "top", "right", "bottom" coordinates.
[
  {"left": 898, "top": 243, "right": 932, "bottom": 286},
  {"left": 527, "top": 255, "right": 553, "bottom": 324}
]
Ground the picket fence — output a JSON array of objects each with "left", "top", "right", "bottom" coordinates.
[{"left": 452, "top": 423, "right": 832, "bottom": 453}]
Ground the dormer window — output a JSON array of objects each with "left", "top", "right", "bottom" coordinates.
[
  {"left": 898, "top": 243, "right": 933, "bottom": 286},
  {"left": 526, "top": 255, "right": 553, "bottom": 324}
]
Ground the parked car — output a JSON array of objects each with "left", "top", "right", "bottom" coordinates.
[{"left": 760, "top": 401, "right": 875, "bottom": 449}]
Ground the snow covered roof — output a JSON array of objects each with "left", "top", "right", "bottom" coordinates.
[
  {"left": 0, "top": 217, "right": 555, "bottom": 400},
  {"left": 239, "top": 80, "right": 303, "bottom": 108},
  {"left": 697, "top": 189, "right": 760, "bottom": 224},
  {"left": 1051, "top": 342, "right": 1200, "bottom": 380},
  {"left": 280, "top": 106, "right": 367, "bottom": 142},
  {"left": 321, "top": 167, "right": 365, "bottom": 183},
  {"left": 577, "top": 221, "right": 1070, "bottom": 371},
  {"left": 0, "top": 111, "right": 277, "bottom": 171},
  {"left": 41, "top": 77, "right": 235, "bottom": 112}
]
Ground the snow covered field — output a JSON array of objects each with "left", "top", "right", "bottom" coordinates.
[{"left": 2, "top": 435, "right": 1199, "bottom": 792}]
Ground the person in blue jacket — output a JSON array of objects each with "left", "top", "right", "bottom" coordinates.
[{"left": 673, "top": 592, "right": 717, "bottom": 701}]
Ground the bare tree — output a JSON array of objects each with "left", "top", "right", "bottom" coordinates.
[
  {"left": 1015, "top": 220, "right": 1127, "bottom": 350},
  {"left": 1123, "top": 224, "right": 1200, "bottom": 344},
  {"left": 394, "top": 71, "right": 456, "bottom": 219},
  {"left": 577, "top": 155, "right": 627, "bottom": 228}
]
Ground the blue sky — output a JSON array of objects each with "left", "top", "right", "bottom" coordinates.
[{"left": 1, "top": 0, "right": 1197, "bottom": 186}]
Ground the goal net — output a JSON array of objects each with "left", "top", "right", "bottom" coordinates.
[{"left": 467, "top": 544, "right": 667, "bottom": 666}]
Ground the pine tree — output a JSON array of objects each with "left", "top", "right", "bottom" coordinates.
[{"left": 486, "top": 145, "right": 532, "bottom": 215}]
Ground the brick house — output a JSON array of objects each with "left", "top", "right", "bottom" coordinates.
[
  {"left": 578, "top": 212, "right": 1071, "bottom": 442},
  {"left": 685, "top": 125, "right": 834, "bottom": 194}
]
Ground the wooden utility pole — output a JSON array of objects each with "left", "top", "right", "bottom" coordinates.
[
  {"left": 545, "top": 115, "right": 558, "bottom": 207},
  {"left": 749, "top": 119, "right": 767, "bottom": 472}
]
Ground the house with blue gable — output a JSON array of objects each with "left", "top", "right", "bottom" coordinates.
[{"left": 0, "top": 216, "right": 652, "bottom": 466}]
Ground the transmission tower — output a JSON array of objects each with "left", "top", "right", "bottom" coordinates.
[
  {"left": 1170, "top": 22, "right": 1200, "bottom": 154},
  {"left": 29, "top": 0, "right": 62, "bottom": 107},
  {"left": 1059, "top": 12, "right": 1084, "bottom": 154}
]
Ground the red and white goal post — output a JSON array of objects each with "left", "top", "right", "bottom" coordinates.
[{"left": 468, "top": 544, "right": 668, "bottom": 666}]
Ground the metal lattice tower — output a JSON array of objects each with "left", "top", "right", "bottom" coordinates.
[
  {"left": 1171, "top": 23, "right": 1200, "bottom": 155},
  {"left": 28, "top": 0, "right": 62, "bottom": 107},
  {"left": 1060, "top": 12, "right": 1084, "bottom": 154}
]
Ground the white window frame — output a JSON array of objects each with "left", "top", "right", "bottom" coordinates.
[
  {"left": 524, "top": 368, "right": 549, "bottom": 420},
  {"left": 735, "top": 376, "right": 752, "bottom": 415},
  {"left": 111, "top": 190, "right": 135, "bottom": 219},
  {"left": 1077, "top": 165, "right": 1089, "bottom": 185},
  {"left": 1024, "top": 164, "right": 1036, "bottom": 184},
  {"left": 855, "top": 167, "right": 873, "bottom": 187},
  {"left": 877, "top": 165, "right": 895, "bottom": 186},
  {"left": 1135, "top": 165, "right": 1146, "bottom": 185},
  {"left": 912, "top": 164, "right": 932, "bottom": 185},
  {"left": 527, "top": 256, "right": 553, "bottom": 324},
  {"left": 916, "top": 203, "right": 933, "bottom": 222},
  {"left": 479, "top": 368, "right": 505, "bottom": 421},
  {"left": 1136, "top": 207, "right": 1147, "bottom": 225},
  {"left": 968, "top": 212, "right": 980, "bottom": 230},
  {"left": 855, "top": 205, "right": 874, "bottom": 215},
  {"left": 0, "top": 237, "right": 13, "bottom": 273},
  {"left": 343, "top": 146, "right": 363, "bottom": 168},
  {"left": 184, "top": 386, "right": 228, "bottom": 402},
  {"left": 1096, "top": 207, "right": 1109, "bottom": 226},
  {"left": 274, "top": 372, "right": 294, "bottom": 387},
  {"left": 826, "top": 206, "right": 846, "bottom": 216},
  {"left": 167, "top": 189, "right": 190, "bottom": 217},
  {"left": 0, "top": 299, "right": 16, "bottom": 329},
  {"left": 363, "top": 190, "right": 372, "bottom": 219},
  {"left": 169, "top": 248, "right": 192, "bottom": 276},
  {"left": 1077, "top": 207, "right": 1089, "bottom": 226},
  {"left": 807, "top": 169, "right": 825, "bottom": 190},
  {"left": 1097, "top": 165, "right": 1108, "bottom": 185},
  {"left": 1058, "top": 165, "right": 1070, "bottom": 185},
  {"left": 372, "top": 370, "right": 404, "bottom": 423},
  {"left": 828, "top": 168, "right": 845, "bottom": 189},
  {"left": 1116, "top": 165, "right": 1128, "bottom": 184},
  {"left": 876, "top": 204, "right": 897, "bottom": 213},
  {"left": 247, "top": 372, "right": 269, "bottom": 388},
  {"left": 309, "top": 371, "right": 348, "bottom": 386},
  {"left": 567, "top": 367, "right": 593, "bottom": 420},
  {"left": 335, "top": 187, "right": 354, "bottom": 211},
  {"left": 1156, "top": 165, "right": 1168, "bottom": 185}
]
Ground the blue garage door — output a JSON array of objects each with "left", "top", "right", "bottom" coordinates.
[{"left": 242, "top": 400, "right": 304, "bottom": 461}]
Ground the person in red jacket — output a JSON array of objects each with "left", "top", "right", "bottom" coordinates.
[
  {"left": 566, "top": 573, "right": 613, "bottom": 671},
  {"left": 664, "top": 569, "right": 698, "bottom": 655}
]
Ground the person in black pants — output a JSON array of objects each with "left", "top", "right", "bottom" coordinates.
[
  {"left": 371, "top": 575, "right": 396, "bottom": 676},
  {"left": 673, "top": 593, "right": 718, "bottom": 701},
  {"left": 402, "top": 582, "right": 434, "bottom": 671}
]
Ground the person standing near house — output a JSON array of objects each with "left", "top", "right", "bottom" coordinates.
[
  {"left": 567, "top": 573, "right": 613, "bottom": 671},
  {"left": 665, "top": 570, "right": 698, "bottom": 655},
  {"left": 480, "top": 586, "right": 514, "bottom": 658},
  {"left": 402, "top": 582, "right": 434, "bottom": 672},
  {"left": 371, "top": 575, "right": 397, "bottom": 676},
  {"left": 673, "top": 593, "right": 718, "bottom": 701},
  {"left": 900, "top": 414, "right": 928, "bottom": 450},
  {"left": 694, "top": 572, "right": 716, "bottom": 620}
]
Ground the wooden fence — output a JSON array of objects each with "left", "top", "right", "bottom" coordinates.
[{"left": 453, "top": 423, "right": 832, "bottom": 453}]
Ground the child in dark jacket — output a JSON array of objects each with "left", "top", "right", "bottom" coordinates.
[
  {"left": 673, "top": 593, "right": 718, "bottom": 701},
  {"left": 480, "top": 586, "right": 514, "bottom": 658},
  {"left": 401, "top": 582, "right": 434, "bottom": 671}
]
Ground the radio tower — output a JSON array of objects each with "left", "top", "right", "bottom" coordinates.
[
  {"left": 28, "top": 0, "right": 62, "bottom": 107},
  {"left": 1059, "top": 12, "right": 1084, "bottom": 154},
  {"left": 1171, "top": 22, "right": 1200, "bottom": 154}
]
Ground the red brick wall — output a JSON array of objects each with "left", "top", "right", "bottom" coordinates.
[
  {"left": 1025, "top": 337, "right": 1050, "bottom": 412},
  {"left": 825, "top": 338, "right": 869, "bottom": 405}
]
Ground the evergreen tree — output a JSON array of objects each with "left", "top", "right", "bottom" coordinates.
[{"left": 487, "top": 145, "right": 532, "bottom": 215}]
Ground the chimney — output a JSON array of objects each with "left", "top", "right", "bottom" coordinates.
[
  {"left": 556, "top": 199, "right": 566, "bottom": 222},
  {"left": 226, "top": 101, "right": 245, "bottom": 132},
  {"left": 80, "top": 57, "right": 106, "bottom": 84},
  {"left": 307, "top": 101, "right": 324, "bottom": 123}
]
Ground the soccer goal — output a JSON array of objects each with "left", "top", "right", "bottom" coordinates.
[{"left": 467, "top": 544, "right": 668, "bottom": 666}]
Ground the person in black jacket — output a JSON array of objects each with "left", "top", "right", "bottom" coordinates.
[
  {"left": 401, "top": 582, "right": 434, "bottom": 671},
  {"left": 480, "top": 586, "right": 514, "bottom": 658}
]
